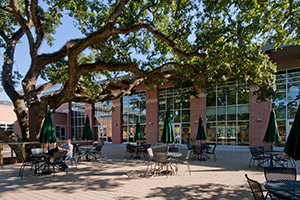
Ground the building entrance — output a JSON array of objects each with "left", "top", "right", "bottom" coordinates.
[{"left": 99, "top": 125, "right": 108, "bottom": 142}]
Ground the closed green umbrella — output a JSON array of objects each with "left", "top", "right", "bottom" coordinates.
[
  {"left": 284, "top": 104, "right": 300, "bottom": 160},
  {"left": 82, "top": 115, "right": 93, "bottom": 142},
  {"left": 161, "top": 108, "right": 175, "bottom": 152},
  {"left": 38, "top": 107, "right": 57, "bottom": 148},
  {"left": 134, "top": 118, "right": 143, "bottom": 142},
  {"left": 196, "top": 116, "right": 206, "bottom": 141},
  {"left": 263, "top": 109, "right": 281, "bottom": 150}
]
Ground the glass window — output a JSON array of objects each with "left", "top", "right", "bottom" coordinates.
[
  {"left": 206, "top": 82, "right": 250, "bottom": 145},
  {"left": 206, "top": 122, "right": 216, "bottom": 141},
  {"left": 272, "top": 102, "right": 286, "bottom": 119},
  {"left": 70, "top": 102, "right": 85, "bottom": 140},
  {"left": 273, "top": 84, "right": 286, "bottom": 102},
  {"left": 122, "top": 91, "right": 146, "bottom": 143},
  {"left": 217, "top": 107, "right": 226, "bottom": 121},
  {"left": 206, "top": 107, "right": 216, "bottom": 121},
  {"left": 94, "top": 101, "right": 112, "bottom": 142},
  {"left": 206, "top": 91, "right": 216, "bottom": 106}
]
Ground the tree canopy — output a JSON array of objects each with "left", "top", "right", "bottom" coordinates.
[{"left": 0, "top": 0, "right": 299, "bottom": 141}]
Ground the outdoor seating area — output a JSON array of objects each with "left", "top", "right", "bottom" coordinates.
[
  {"left": 249, "top": 146, "right": 295, "bottom": 169},
  {"left": 4, "top": 143, "right": 299, "bottom": 200}
]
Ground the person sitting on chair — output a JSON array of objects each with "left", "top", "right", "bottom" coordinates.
[{"left": 58, "top": 139, "right": 73, "bottom": 160}]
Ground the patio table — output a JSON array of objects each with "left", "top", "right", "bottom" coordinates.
[
  {"left": 263, "top": 150, "right": 281, "bottom": 166},
  {"left": 263, "top": 180, "right": 300, "bottom": 199}
]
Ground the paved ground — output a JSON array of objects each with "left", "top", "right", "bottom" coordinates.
[{"left": 0, "top": 144, "right": 299, "bottom": 200}]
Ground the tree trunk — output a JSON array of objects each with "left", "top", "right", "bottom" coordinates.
[
  {"left": 28, "top": 104, "right": 45, "bottom": 141},
  {"left": 2, "top": 37, "right": 30, "bottom": 141}
]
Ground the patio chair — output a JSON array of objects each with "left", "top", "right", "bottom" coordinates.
[
  {"left": 90, "top": 144, "right": 104, "bottom": 159},
  {"left": 145, "top": 147, "right": 156, "bottom": 176},
  {"left": 182, "top": 150, "right": 192, "bottom": 175},
  {"left": 274, "top": 151, "right": 296, "bottom": 168},
  {"left": 16, "top": 150, "right": 34, "bottom": 179},
  {"left": 249, "top": 147, "right": 269, "bottom": 169},
  {"left": 153, "top": 152, "right": 177, "bottom": 177},
  {"left": 50, "top": 151, "right": 68, "bottom": 177},
  {"left": 245, "top": 174, "right": 268, "bottom": 200},
  {"left": 263, "top": 166, "right": 296, "bottom": 199},
  {"left": 124, "top": 144, "right": 136, "bottom": 159},
  {"left": 67, "top": 144, "right": 80, "bottom": 168},
  {"left": 206, "top": 144, "right": 217, "bottom": 161},
  {"left": 264, "top": 167, "right": 297, "bottom": 181},
  {"left": 31, "top": 148, "right": 46, "bottom": 174}
]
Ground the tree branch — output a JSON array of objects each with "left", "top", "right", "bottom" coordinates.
[
  {"left": 114, "top": 23, "right": 208, "bottom": 59},
  {"left": 31, "top": 0, "right": 44, "bottom": 51},
  {"left": 106, "top": 0, "right": 129, "bottom": 24},
  {"left": 10, "top": 0, "right": 34, "bottom": 54},
  {"left": 36, "top": 82, "right": 55, "bottom": 95},
  {"left": 0, "top": 5, "right": 13, "bottom": 13},
  {"left": 0, "top": 29, "right": 9, "bottom": 43},
  {"left": 73, "top": 77, "right": 145, "bottom": 104}
]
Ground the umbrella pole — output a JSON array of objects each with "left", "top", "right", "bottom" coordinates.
[{"left": 167, "top": 143, "right": 169, "bottom": 152}]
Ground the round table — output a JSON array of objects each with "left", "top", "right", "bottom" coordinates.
[{"left": 263, "top": 180, "right": 300, "bottom": 200}]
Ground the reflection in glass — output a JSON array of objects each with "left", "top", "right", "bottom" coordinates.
[
  {"left": 277, "top": 120, "right": 286, "bottom": 143},
  {"left": 287, "top": 101, "right": 299, "bottom": 119},
  {"left": 206, "top": 107, "right": 216, "bottom": 121},
  {"left": 272, "top": 102, "right": 286, "bottom": 119},
  {"left": 227, "top": 106, "right": 236, "bottom": 120},
  {"left": 217, "top": 122, "right": 226, "bottom": 145},
  {"left": 206, "top": 122, "right": 216, "bottom": 142},
  {"left": 273, "top": 84, "right": 286, "bottom": 102},
  {"left": 217, "top": 107, "right": 226, "bottom": 121},
  {"left": 238, "top": 122, "right": 249, "bottom": 145}
]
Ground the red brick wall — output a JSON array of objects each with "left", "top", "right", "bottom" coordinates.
[
  {"left": 146, "top": 87, "right": 159, "bottom": 143},
  {"left": 190, "top": 89, "right": 206, "bottom": 140},
  {"left": 249, "top": 86, "right": 271, "bottom": 147},
  {"left": 112, "top": 98, "right": 122, "bottom": 143}
]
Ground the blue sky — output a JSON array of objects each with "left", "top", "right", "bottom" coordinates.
[{"left": 0, "top": 16, "right": 84, "bottom": 101}]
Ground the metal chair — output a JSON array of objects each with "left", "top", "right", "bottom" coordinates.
[
  {"left": 90, "top": 144, "right": 104, "bottom": 159},
  {"left": 206, "top": 144, "right": 217, "bottom": 161},
  {"left": 50, "top": 151, "right": 68, "bottom": 177},
  {"left": 249, "top": 147, "right": 269, "bottom": 169},
  {"left": 153, "top": 152, "right": 176, "bottom": 177},
  {"left": 145, "top": 147, "right": 155, "bottom": 176},
  {"left": 16, "top": 150, "right": 33, "bottom": 179},
  {"left": 245, "top": 174, "right": 268, "bottom": 200},
  {"left": 274, "top": 151, "right": 296, "bottom": 168},
  {"left": 264, "top": 167, "right": 296, "bottom": 181},
  {"left": 124, "top": 144, "right": 136, "bottom": 159},
  {"left": 182, "top": 150, "right": 192, "bottom": 175},
  {"left": 263, "top": 167, "right": 296, "bottom": 199}
]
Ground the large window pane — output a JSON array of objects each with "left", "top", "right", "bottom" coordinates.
[
  {"left": 227, "top": 106, "right": 236, "bottom": 120},
  {"left": 206, "top": 107, "right": 216, "bottom": 121},
  {"left": 272, "top": 102, "right": 286, "bottom": 119},
  {"left": 238, "top": 122, "right": 249, "bottom": 145},
  {"left": 238, "top": 105, "right": 249, "bottom": 120},
  {"left": 122, "top": 91, "right": 146, "bottom": 143},
  {"left": 287, "top": 101, "right": 299, "bottom": 119},
  {"left": 273, "top": 84, "right": 286, "bottom": 102},
  {"left": 206, "top": 122, "right": 216, "bottom": 142},
  {"left": 217, "top": 122, "right": 226, "bottom": 145},
  {"left": 206, "top": 91, "right": 216, "bottom": 106},
  {"left": 217, "top": 107, "right": 226, "bottom": 121}
]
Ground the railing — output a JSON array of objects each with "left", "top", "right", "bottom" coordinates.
[{"left": 0, "top": 142, "right": 43, "bottom": 166}]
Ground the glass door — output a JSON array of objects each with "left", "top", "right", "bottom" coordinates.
[
  {"left": 173, "top": 123, "right": 181, "bottom": 144},
  {"left": 99, "top": 125, "right": 108, "bottom": 142}
]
